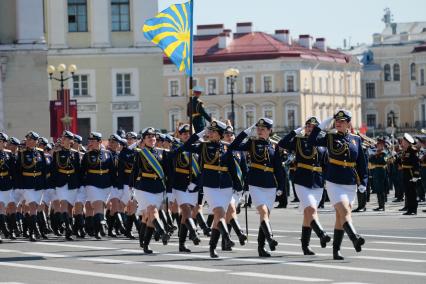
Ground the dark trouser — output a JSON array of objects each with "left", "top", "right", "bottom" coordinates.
[
  {"left": 396, "top": 171, "right": 405, "bottom": 200},
  {"left": 356, "top": 191, "right": 366, "bottom": 209},
  {"left": 405, "top": 180, "right": 418, "bottom": 213}
]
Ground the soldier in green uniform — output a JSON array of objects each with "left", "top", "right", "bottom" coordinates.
[
  {"left": 369, "top": 138, "right": 388, "bottom": 211},
  {"left": 187, "top": 86, "right": 212, "bottom": 133}
]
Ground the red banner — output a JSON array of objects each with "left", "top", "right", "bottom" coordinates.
[{"left": 50, "top": 92, "right": 78, "bottom": 141}]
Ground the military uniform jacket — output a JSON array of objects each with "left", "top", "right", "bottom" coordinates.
[
  {"left": 81, "top": 149, "right": 115, "bottom": 189},
  {"left": 229, "top": 132, "right": 284, "bottom": 191},
  {"left": 0, "top": 149, "right": 16, "bottom": 191},
  {"left": 167, "top": 141, "right": 200, "bottom": 192},
  {"left": 117, "top": 147, "right": 136, "bottom": 189},
  {"left": 279, "top": 131, "right": 326, "bottom": 189},
  {"left": 308, "top": 127, "right": 368, "bottom": 187},
  {"left": 51, "top": 148, "right": 81, "bottom": 189},
  {"left": 187, "top": 97, "right": 212, "bottom": 132},
  {"left": 131, "top": 146, "right": 167, "bottom": 194},
  {"left": 16, "top": 147, "right": 47, "bottom": 191},
  {"left": 368, "top": 151, "right": 388, "bottom": 179},
  {"left": 401, "top": 147, "right": 420, "bottom": 182},
  {"left": 180, "top": 134, "right": 233, "bottom": 189}
]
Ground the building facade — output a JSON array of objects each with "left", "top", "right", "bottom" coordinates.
[
  {"left": 163, "top": 23, "right": 362, "bottom": 134},
  {"left": 360, "top": 10, "right": 426, "bottom": 136},
  {"left": 1, "top": 0, "right": 163, "bottom": 142}
]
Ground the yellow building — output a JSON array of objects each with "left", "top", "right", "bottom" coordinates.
[{"left": 163, "top": 23, "right": 362, "bottom": 134}]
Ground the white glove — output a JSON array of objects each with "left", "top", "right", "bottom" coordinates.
[
  {"left": 318, "top": 117, "right": 334, "bottom": 131},
  {"left": 293, "top": 127, "right": 303, "bottom": 135},
  {"left": 358, "top": 185, "right": 366, "bottom": 193},
  {"left": 244, "top": 123, "right": 257, "bottom": 135},
  {"left": 196, "top": 129, "right": 206, "bottom": 139},
  {"left": 410, "top": 178, "right": 420, "bottom": 183},
  {"left": 276, "top": 190, "right": 283, "bottom": 197}
]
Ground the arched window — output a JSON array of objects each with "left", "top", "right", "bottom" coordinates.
[
  {"left": 410, "top": 63, "right": 416, "bottom": 81},
  {"left": 393, "top": 64, "right": 400, "bottom": 81},
  {"left": 384, "top": 64, "right": 391, "bottom": 81}
]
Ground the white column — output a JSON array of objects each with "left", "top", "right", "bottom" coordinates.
[
  {"left": 15, "top": 0, "right": 44, "bottom": 44},
  {"left": 132, "top": 0, "right": 158, "bottom": 47},
  {"left": 48, "top": 0, "right": 67, "bottom": 48},
  {"left": 91, "top": 0, "right": 111, "bottom": 48}
]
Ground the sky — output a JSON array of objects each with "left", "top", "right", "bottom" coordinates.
[{"left": 158, "top": 0, "right": 426, "bottom": 48}]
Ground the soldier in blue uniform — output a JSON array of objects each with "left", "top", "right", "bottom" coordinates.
[
  {"left": 307, "top": 110, "right": 368, "bottom": 260},
  {"left": 278, "top": 116, "right": 331, "bottom": 255},
  {"left": 15, "top": 131, "right": 47, "bottom": 242},
  {"left": 80, "top": 132, "right": 116, "bottom": 240},
  {"left": 178, "top": 120, "right": 235, "bottom": 258},
  {"left": 369, "top": 138, "right": 388, "bottom": 211},
  {"left": 131, "top": 127, "right": 170, "bottom": 254},
  {"left": 229, "top": 118, "right": 285, "bottom": 257},
  {"left": 187, "top": 86, "right": 212, "bottom": 133},
  {"left": 400, "top": 133, "right": 420, "bottom": 215},
  {"left": 0, "top": 132, "right": 16, "bottom": 242},
  {"left": 52, "top": 131, "right": 81, "bottom": 240}
]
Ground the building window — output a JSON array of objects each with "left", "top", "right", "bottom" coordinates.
[
  {"left": 387, "top": 111, "right": 398, "bottom": 127},
  {"left": 169, "top": 80, "right": 179, "bottom": 97},
  {"left": 224, "top": 106, "right": 238, "bottom": 128},
  {"left": 244, "top": 77, "right": 254, "bottom": 93},
  {"left": 207, "top": 78, "right": 217, "bottom": 95},
  {"left": 117, "top": 116, "right": 134, "bottom": 133},
  {"left": 262, "top": 104, "right": 274, "bottom": 121},
  {"left": 116, "top": 73, "right": 132, "bottom": 96},
  {"left": 205, "top": 107, "right": 219, "bottom": 119},
  {"left": 410, "top": 63, "right": 416, "bottom": 81},
  {"left": 421, "top": 104, "right": 426, "bottom": 126},
  {"left": 111, "top": 0, "right": 130, "bottom": 31},
  {"left": 366, "top": 114, "right": 376, "bottom": 127},
  {"left": 365, "top": 82, "right": 375, "bottom": 99},
  {"left": 286, "top": 75, "right": 295, "bottom": 92},
  {"left": 169, "top": 109, "right": 181, "bottom": 131},
  {"left": 244, "top": 105, "right": 256, "bottom": 128},
  {"left": 73, "top": 74, "right": 89, "bottom": 96},
  {"left": 68, "top": 0, "right": 87, "bottom": 32},
  {"left": 421, "top": 69, "right": 425, "bottom": 86},
  {"left": 263, "top": 75, "right": 273, "bottom": 93},
  {"left": 393, "top": 64, "right": 400, "bottom": 81},
  {"left": 384, "top": 64, "right": 391, "bottom": 81},
  {"left": 285, "top": 104, "right": 298, "bottom": 128}
]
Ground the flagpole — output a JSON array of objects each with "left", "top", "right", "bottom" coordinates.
[{"left": 188, "top": 0, "right": 194, "bottom": 182}]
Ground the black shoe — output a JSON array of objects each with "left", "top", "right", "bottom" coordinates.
[
  {"left": 373, "top": 207, "right": 385, "bottom": 211},
  {"left": 260, "top": 220, "right": 278, "bottom": 251},
  {"left": 301, "top": 226, "right": 315, "bottom": 255},
  {"left": 403, "top": 212, "right": 417, "bottom": 215},
  {"left": 257, "top": 226, "right": 271, "bottom": 257},
  {"left": 258, "top": 246, "right": 271, "bottom": 257},
  {"left": 392, "top": 199, "right": 403, "bottom": 203},
  {"left": 196, "top": 213, "right": 211, "bottom": 237},
  {"left": 343, "top": 222, "right": 365, "bottom": 252},
  {"left": 333, "top": 229, "right": 344, "bottom": 260},
  {"left": 291, "top": 199, "right": 299, "bottom": 203},
  {"left": 217, "top": 220, "right": 234, "bottom": 250},
  {"left": 179, "top": 224, "right": 191, "bottom": 252},
  {"left": 399, "top": 207, "right": 407, "bottom": 211},
  {"left": 274, "top": 204, "right": 287, "bottom": 209}
]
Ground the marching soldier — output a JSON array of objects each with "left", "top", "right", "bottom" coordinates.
[
  {"left": 15, "top": 131, "right": 47, "bottom": 242},
  {"left": 80, "top": 132, "right": 116, "bottom": 239},
  {"left": 187, "top": 86, "right": 212, "bottom": 133},
  {"left": 229, "top": 118, "right": 285, "bottom": 257},
  {"left": 369, "top": 138, "right": 388, "bottom": 211},
  {"left": 278, "top": 116, "right": 331, "bottom": 255},
  {"left": 52, "top": 131, "right": 81, "bottom": 240},
  {"left": 400, "top": 133, "right": 420, "bottom": 215},
  {"left": 308, "top": 110, "right": 368, "bottom": 260}
]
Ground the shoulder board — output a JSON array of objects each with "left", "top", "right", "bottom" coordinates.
[{"left": 36, "top": 147, "right": 44, "bottom": 152}]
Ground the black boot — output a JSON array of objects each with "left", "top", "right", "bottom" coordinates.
[
  {"left": 257, "top": 227, "right": 271, "bottom": 257},
  {"left": 36, "top": 211, "right": 49, "bottom": 239},
  {"left": 153, "top": 218, "right": 170, "bottom": 245},
  {"left": 218, "top": 220, "right": 234, "bottom": 250},
  {"left": 260, "top": 220, "right": 278, "bottom": 251},
  {"left": 22, "top": 213, "right": 30, "bottom": 238},
  {"left": 62, "top": 213, "right": 74, "bottom": 241},
  {"left": 85, "top": 216, "right": 94, "bottom": 237},
  {"left": 53, "top": 212, "right": 63, "bottom": 236},
  {"left": 310, "top": 219, "right": 331, "bottom": 248},
  {"left": 124, "top": 214, "right": 136, "bottom": 239},
  {"left": 0, "top": 214, "right": 10, "bottom": 239},
  {"left": 139, "top": 222, "right": 147, "bottom": 248},
  {"left": 179, "top": 224, "right": 191, "bottom": 252},
  {"left": 134, "top": 215, "right": 142, "bottom": 232},
  {"left": 185, "top": 218, "right": 200, "bottom": 245},
  {"left": 209, "top": 228, "right": 220, "bottom": 258},
  {"left": 159, "top": 210, "right": 173, "bottom": 235},
  {"left": 166, "top": 211, "right": 177, "bottom": 232},
  {"left": 230, "top": 218, "right": 247, "bottom": 246},
  {"left": 343, "top": 222, "right": 365, "bottom": 252},
  {"left": 196, "top": 213, "right": 211, "bottom": 236},
  {"left": 74, "top": 214, "right": 86, "bottom": 238},
  {"left": 143, "top": 226, "right": 154, "bottom": 254},
  {"left": 115, "top": 212, "right": 126, "bottom": 235},
  {"left": 106, "top": 213, "right": 117, "bottom": 238},
  {"left": 301, "top": 226, "right": 315, "bottom": 255},
  {"left": 16, "top": 212, "right": 23, "bottom": 237},
  {"left": 7, "top": 214, "right": 18, "bottom": 240},
  {"left": 333, "top": 229, "right": 345, "bottom": 260},
  {"left": 28, "top": 215, "right": 37, "bottom": 242},
  {"left": 221, "top": 224, "right": 233, "bottom": 251},
  {"left": 93, "top": 213, "right": 103, "bottom": 240},
  {"left": 206, "top": 214, "right": 214, "bottom": 228}
]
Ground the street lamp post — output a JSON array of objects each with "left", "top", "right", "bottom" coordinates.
[
  {"left": 47, "top": 63, "right": 77, "bottom": 131},
  {"left": 224, "top": 68, "right": 239, "bottom": 127}
]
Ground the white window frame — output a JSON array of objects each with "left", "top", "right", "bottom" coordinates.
[
  {"left": 285, "top": 72, "right": 296, "bottom": 92},
  {"left": 365, "top": 81, "right": 376, "bottom": 99},
  {"left": 112, "top": 112, "right": 139, "bottom": 133},
  {"left": 261, "top": 103, "right": 275, "bottom": 122},
  {"left": 262, "top": 74, "right": 274, "bottom": 93},
  {"left": 69, "top": 69, "right": 96, "bottom": 102},
  {"left": 284, "top": 103, "right": 299, "bottom": 128},
  {"left": 243, "top": 75, "right": 255, "bottom": 94},
  {"left": 205, "top": 77, "right": 218, "bottom": 95},
  {"left": 112, "top": 68, "right": 139, "bottom": 102},
  {"left": 168, "top": 108, "right": 182, "bottom": 132},
  {"left": 243, "top": 104, "right": 256, "bottom": 128},
  {"left": 168, "top": 78, "right": 180, "bottom": 97}
]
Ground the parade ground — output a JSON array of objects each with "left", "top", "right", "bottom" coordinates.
[{"left": 0, "top": 198, "right": 425, "bottom": 284}]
